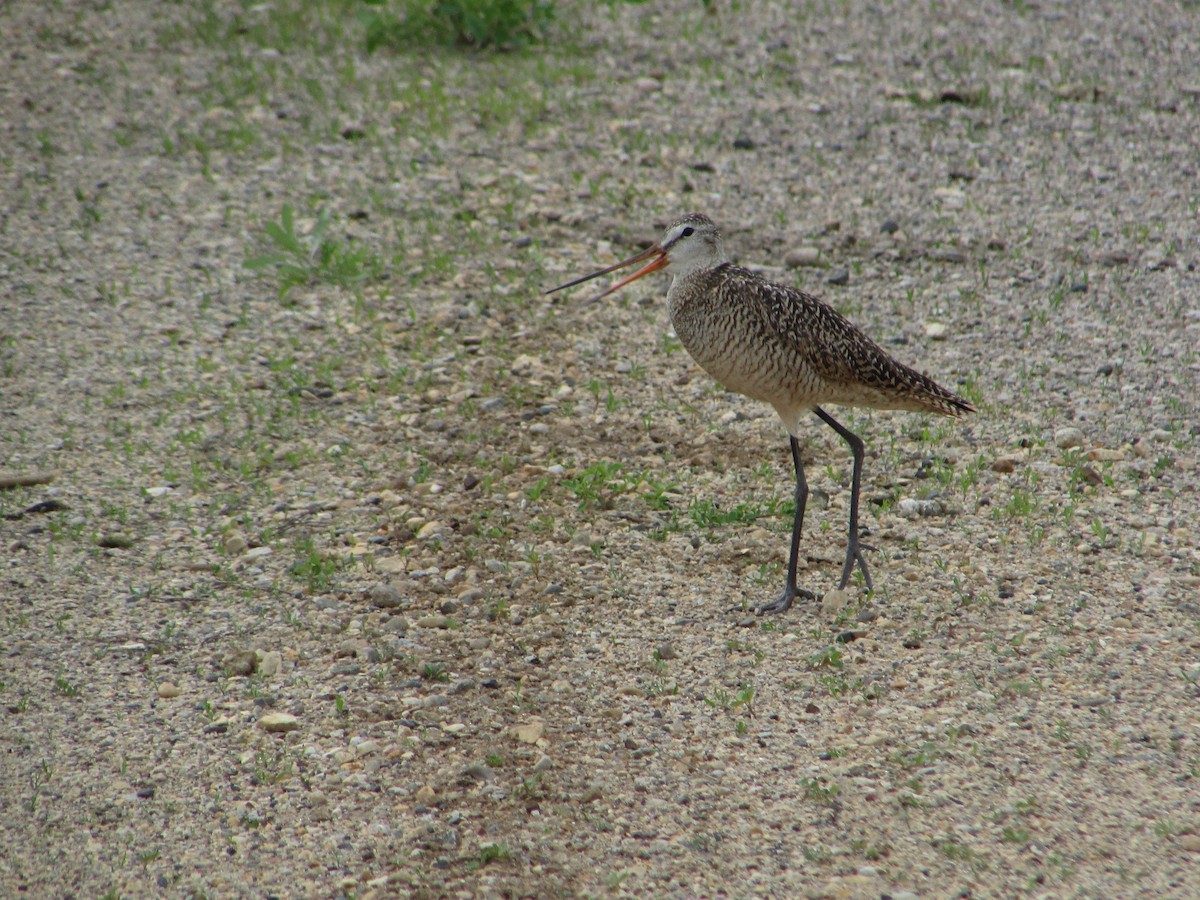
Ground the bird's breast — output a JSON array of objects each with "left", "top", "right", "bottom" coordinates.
[{"left": 667, "top": 275, "right": 820, "bottom": 406}]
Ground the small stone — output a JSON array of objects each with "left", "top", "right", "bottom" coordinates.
[
  {"left": 1179, "top": 835, "right": 1200, "bottom": 853},
  {"left": 144, "top": 485, "right": 172, "bottom": 498},
  {"left": 369, "top": 583, "right": 403, "bottom": 609},
  {"left": 929, "top": 247, "right": 967, "bottom": 263},
  {"left": 1054, "top": 426, "right": 1086, "bottom": 450},
  {"left": 244, "top": 546, "right": 272, "bottom": 561},
  {"left": 634, "top": 76, "right": 662, "bottom": 94},
  {"left": 991, "top": 457, "right": 1017, "bottom": 473},
  {"left": 225, "top": 650, "right": 258, "bottom": 677},
  {"left": 510, "top": 354, "right": 541, "bottom": 377},
  {"left": 533, "top": 754, "right": 554, "bottom": 773},
  {"left": 308, "top": 792, "right": 332, "bottom": 822},
  {"left": 879, "top": 219, "right": 900, "bottom": 234},
  {"left": 417, "top": 520, "right": 446, "bottom": 540},
  {"left": 655, "top": 642, "right": 677, "bottom": 661},
  {"left": 932, "top": 187, "right": 966, "bottom": 209},
  {"left": 259, "top": 712, "right": 300, "bottom": 733},
  {"left": 256, "top": 650, "right": 282, "bottom": 677},
  {"left": 510, "top": 719, "right": 545, "bottom": 744},
  {"left": 463, "top": 764, "right": 496, "bottom": 782},
  {"left": 732, "top": 136, "right": 755, "bottom": 150},
  {"left": 97, "top": 534, "right": 134, "bottom": 549},
  {"left": 222, "top": 531, "right": 248, "bottom": 556},
  {"left": 895, "top": 497, "right": 946, "bottom": 518},
  {"left": 157, "top": 682, "right": 181, "bottom": 699},
  {"left": 826, "top": 268, "right": 849, "bottom": 285},
  {"left": 784, "top": 246, "right": 821, "bottom": 268},
  {"left": 415, "top": 615, "right": 451, "bottom": 629},
  {"left": 414, "top": 784, "right": 436, "bottom": 804},
  {"left": 924, "top": 322, "right": 948, "bottom": 339},
  {"left": 822, "top": 589, "right": 851, "bottom": 616}
]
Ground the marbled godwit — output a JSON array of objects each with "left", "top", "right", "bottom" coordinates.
[{"left": 547, "top": 213, "right": 974, "bottom": 614}]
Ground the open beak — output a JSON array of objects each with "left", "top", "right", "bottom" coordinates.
[{"left": 545, "top": 245, "right": 669, "bottom": 301}]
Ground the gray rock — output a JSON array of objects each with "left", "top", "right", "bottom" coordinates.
[
  {"left": 369, "top": 583, "right": 403, "bottom": 609},
  {"left": 225, "top": 650, "right": 258, "bottom": 677},
  {"left": 1055, "top": 426, "right": 1086, "bottom": 449},
  {"left": 784, "top": 246, "right": 821, "bottom": 268}
]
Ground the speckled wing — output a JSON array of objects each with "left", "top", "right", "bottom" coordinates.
[{"left": 717, "top": 265, "right": 973, "bottom": 417}]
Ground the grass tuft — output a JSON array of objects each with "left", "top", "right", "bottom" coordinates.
[{"left": 360, "top": 0, "right": 556, "bottom": 52}]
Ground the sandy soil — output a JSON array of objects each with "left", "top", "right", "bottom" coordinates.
[{"left": 2, "top": 1, "right": 1199, "bottom": 897}]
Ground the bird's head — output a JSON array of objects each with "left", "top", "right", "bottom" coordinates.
[{"left": 546, "top": 213, "right": 727, "bottom": 300}]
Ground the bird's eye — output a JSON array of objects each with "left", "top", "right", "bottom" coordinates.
[{"left": 681, "top": 226, "right": 695, "bottom": 237}]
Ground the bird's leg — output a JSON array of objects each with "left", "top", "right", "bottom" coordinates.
[
  {"left": 756, "top": 436, "right": 816, "bottom": 615},
  {"left": 814, "top": 407, "right": 873, "bottom": 592}
]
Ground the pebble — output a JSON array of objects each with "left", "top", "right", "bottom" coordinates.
[
  {"left": 244, "top": 546, "right": 272, "bottom": 561},
  {"left": 222, "top": 531, "right": 248, "bottom": 555},
  {"left": 510, "top": 354, "right": 541, "bottom": 377},
  {"left": 1179, "top": 835, "right": 1200, "bottom": 853},
  {"left": 826, "top": 268, "right": 849, "bottom": 285},
  {"left": 991, "top": 457, "right": 1017, "bottom": 473},
  {"left": 384, "top": 619, "right": 412, "bottom": 638},
  {"left": 259, "top": 712, "right": 300, "bottom": 733},
  {"left": 895, "top": 497, "right": 946, "bottom": 518},
  {"left": 415, "top": 615, "right": 451, "bottom": 629},
  {"left": 417, "top": 520, "right": 447, "bottom": 540},
  {"left": 655, "top": 642, "right": 677, "bottom": 660},
  {"left": 929, "top": 247, "right": 967, "bottom": 263},
  {"left": 784, "top": 246, "right": 821, "bottom": 268},
  {"left": 256, "top": 650, "right": 282, "bottom": 677},
  {"left": 933, "top": 186, "right": 966, "bottom": 209},
  {"left": 369, "top": 583, "right": 403, "bottom": 608},
  {"left": 923, "top": 322, "right": 948, "bottom": 339},
  {"left": 510, "top": 720, "right": 545, "bottom": 744},
  {"left": 1055, "top": 426, "right": 1086, "bottom": 450},
  {"left": 225, "top": 650, "right": 258, "bottom": 676},
  {"left": 96, "top": 534, "right": 134, "bottom": 549},
  {"left": 157, "top": 682, "right": 181, "bottom": 699},
  {"left": 822, "top": 589, "right": 852, "bottom": 616}
]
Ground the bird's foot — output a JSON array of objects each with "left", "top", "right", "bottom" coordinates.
[
  {"left": 838, "top": 540, "right": 876, "bottom": 593},
  {"left": 754, "top": 585, "right": 816, "bottom": 616}
]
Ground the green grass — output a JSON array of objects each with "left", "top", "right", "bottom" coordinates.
[
  {"left": 362, "top": 0, "right": 557, "bottom": 51},
  {"left": 245, "top": 204, "right": 383, "bottom": 301}
]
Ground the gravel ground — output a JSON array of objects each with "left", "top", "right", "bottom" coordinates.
[{"left": 3, "top": 1, "right": 1199, "bottom": 897}]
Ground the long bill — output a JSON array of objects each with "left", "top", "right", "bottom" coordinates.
[{"left": 545, "top": 245, "right": 669, "bottom": 300}]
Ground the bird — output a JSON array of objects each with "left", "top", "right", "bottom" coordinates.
[{"left": 546, "top": 213, "right": 974, "bottom": 614}]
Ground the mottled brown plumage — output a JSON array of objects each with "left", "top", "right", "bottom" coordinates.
[{"left": 548, "top": 212, "right": 974, "bottom": 614}]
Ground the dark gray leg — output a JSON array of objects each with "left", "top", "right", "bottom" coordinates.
[
  {"left": 814, "top": 406, "right": 873, "bottom": 592},
  {"left": 756, "top": 435, "right": 816, "bottom": 615}
]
